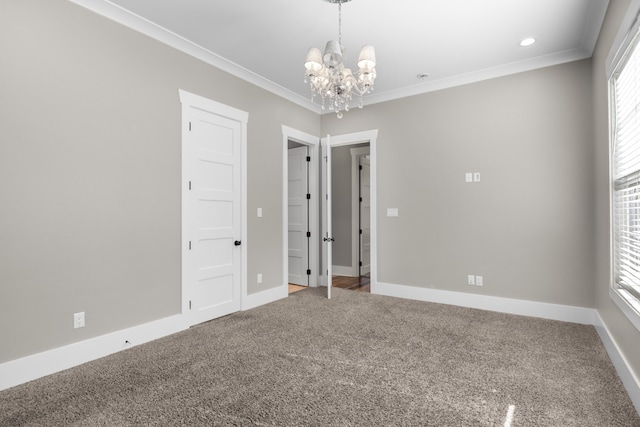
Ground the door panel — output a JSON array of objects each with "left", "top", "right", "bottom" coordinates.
[
  {"left": 288, "top": 146, "right": 309, "bottom": 285},
  {"left": 186, "top": 108, "right": 242, "bottom": 325}
]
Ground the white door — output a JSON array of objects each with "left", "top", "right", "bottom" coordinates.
[
  {"left": 360, "top": 156, "right": 371, "bottom": 275},
  {"left": 183, "top": 105, "right": 244, "bottom": 326},
  {"left": 288, "top": 146, "right": 309, "bottom": 286},
  {"left": 321, "top": 137, "right": 333, "bottom": 299}
]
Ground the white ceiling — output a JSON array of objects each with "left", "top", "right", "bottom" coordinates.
[{"left": 73, "top": 0, "right": 609, "bottom": 113}]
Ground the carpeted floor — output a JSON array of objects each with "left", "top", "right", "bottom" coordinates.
[{"left": 1, "top": 287, "right": 639, "bottom": 426}]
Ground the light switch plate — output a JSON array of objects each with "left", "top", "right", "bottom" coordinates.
[
  {"left": 257, "top": 207, "right": 263, "bottom": 217},
  {"left": 465, "top": 173, "right": 473, "bottom": 183},
  {"left": 387, "top": 208, "right": 399, "bottom": 217}
]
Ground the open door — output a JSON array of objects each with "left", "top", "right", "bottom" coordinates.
[{"left": 321, "top": 136, "right": 333, "bottom": 299}]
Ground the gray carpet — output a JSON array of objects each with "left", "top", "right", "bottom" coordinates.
[{"left": 1, "top": 287, "right": 639, "bottom": 426}]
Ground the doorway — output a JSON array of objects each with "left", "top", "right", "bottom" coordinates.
[
  {"left": 287, "top": 142, "right": 310, "bottom": 287},
  {"left": 321, "top": 130, "right": 378, "bottom": 296},
  {"left": 330, "top": 143, "right": 371, "bottom": 293},
  {"left": 180, "top": 90, "right": 248, "bottom": 326},
  {"left": 282, "top": 126, "right": 319, "bottom": 294},
  {"left": 282, "top": 128, "right": 378, "bottom": 298}
]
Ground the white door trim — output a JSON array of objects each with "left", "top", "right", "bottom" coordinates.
[
  {"left": 179, "top": 89, "right": 248, "bottom": 324},
  {"left": 323, "top": 130, "right": 378, "bottom": 292},
  {"left": 321, "top": 136, "right": 333, "bottom": 298},
  {"left": 282, "top": 126, "right": 320, "bottom": 290}
]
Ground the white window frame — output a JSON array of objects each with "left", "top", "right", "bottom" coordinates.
[{"left": 609, "top": 1, "right": 640, "bottom": 332}]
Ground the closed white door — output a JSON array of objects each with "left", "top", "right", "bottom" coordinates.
[
  {"left": 288, "top": 146, "right": 309, "bottom": 286},
  {"left": 360, "top": 156, "right": 371, "bottom": 275},
  {"left": 183, "top": 105, "right": 243, "bottom": 326}
]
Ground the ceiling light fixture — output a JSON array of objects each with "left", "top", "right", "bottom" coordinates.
[
  {"left": 519, "top": 37, "right": 536, "bottom": 47},
  {"left": 304, "top": 0, "right": 376, "bottom": 118}
]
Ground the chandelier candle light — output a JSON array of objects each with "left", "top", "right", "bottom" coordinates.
[{"left": 304, "top": 0, "right": 376, "bottom": 118}]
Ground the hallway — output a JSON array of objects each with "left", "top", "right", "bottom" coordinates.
[
  {"left": 288, "top": 275, "right": 370, "bottom": 294},
  {"left": 332, "top": 275, "right": 370, "bottom": 292}
]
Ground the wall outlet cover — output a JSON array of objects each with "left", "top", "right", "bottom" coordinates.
[{"left": 73, "top": 312, "right": 85, "bottom": 329}]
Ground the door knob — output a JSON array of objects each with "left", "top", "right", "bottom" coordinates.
[{"left": 234, "top": 240, "right": 242, "bottom": 246}]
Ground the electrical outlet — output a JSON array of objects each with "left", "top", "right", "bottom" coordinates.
[
  {"left": 467, "top": 275, "right": 475, "bottom": 285},
  {"left": 476, "top": 275, "right": 483, "bottom": 286},
  {"left": 474, "top": 172, "right": 481, "bottom": 182},
  {"left": 257, "top": 273, "right": 263, "bottom": 284},
  {"left": 73, "top": 312, "right": 85, "bottom": 329}
]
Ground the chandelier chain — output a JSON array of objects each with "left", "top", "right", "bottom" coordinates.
[{"left": 338, "top": 2, "right": 342, "bottom": 47}]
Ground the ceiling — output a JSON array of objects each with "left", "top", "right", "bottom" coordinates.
[{"left": 73, "top": 0, "right": 610, "bottom": 113}]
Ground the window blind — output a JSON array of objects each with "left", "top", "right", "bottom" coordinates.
[{"left": 613, "top": 29, "right": 640, "bottom": 304}]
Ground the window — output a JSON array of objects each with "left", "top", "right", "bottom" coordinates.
[{"left": 611, "top": 26, "right": 640, "bottom": 329}]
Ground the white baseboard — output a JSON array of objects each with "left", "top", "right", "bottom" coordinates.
[
  {"left": 0, "top": 287, "right": 287, "bottom": 392},
  {"left": 4, "top": 280, "right": 638, "bottom": 416},
  {"left": 593, "top": 313, "right": 640, "bottom": 413},
  {"left": 242, "top": 285, "right": 288, "bottom": 311},
  {"left": 332, "top": 265, "right": 356, "bottom": 276},
  {"left": 373, "top": 281, "right": 596, "bottom": 324},
  {"left": 0, "top": 314, "right": 186, "bottom": 391}
]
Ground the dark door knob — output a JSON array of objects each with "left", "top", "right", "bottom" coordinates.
[{"left": 234, "top": 240, "right": 242, "bottom": 246}]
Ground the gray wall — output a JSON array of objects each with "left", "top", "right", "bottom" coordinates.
[
  {"left": 0, "top": 0, "right": 319, "bottom": 363},
  {"left": 322, "top": 60, "right": 595, "bottom": 308},
  {"left": 592, "top": 0, "right": 640, "bottom": 384}
]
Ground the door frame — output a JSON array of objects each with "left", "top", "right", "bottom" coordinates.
[
  {"left": 282, "top": 126, "right": 320, "bottom": 290},
  {"left": 322, "top": 129, "right": 378, "bottom": 292},
  {"left": 180, "top": 89, "right": 248, "bottom": 326},
  {"left": 350, "top": 146, "right": 370, "bottom": 277}
]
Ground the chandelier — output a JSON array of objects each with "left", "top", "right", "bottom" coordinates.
[{"left": 304, "top": 0, "right": 376, "bottom": 118}]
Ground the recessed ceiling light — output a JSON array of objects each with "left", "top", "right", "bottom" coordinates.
[{"left": 519, "top": 37, "right": 536, "bottom": 47}]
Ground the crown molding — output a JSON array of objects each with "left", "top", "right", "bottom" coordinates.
[
  {"left": 71, "top": 0, "right": 604, "bottom": 117},
  {"left": 355, "top": 48, "right": 591, "bottom": 110},
  {"left": 69, "top": 0, "right": 323, "bottom": 114}
]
